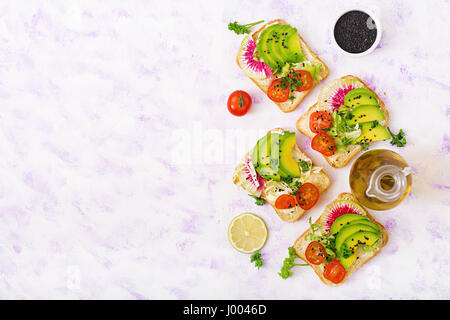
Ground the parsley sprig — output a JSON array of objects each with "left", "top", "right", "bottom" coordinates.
[
  {"left": 228, "top": 20, "right": 264, "bottom": 35},
  {"left": 250, "top": 251, "right": 263, "bottom": 269},
  {"left": 248, "top": 194, "right": 265, "bottom": 206},
  {"left": 387, "top": 127, "right": 407, "bottom": 147},
  {"left": 278, "top": 246, "right": 308, "bottom": 279}
]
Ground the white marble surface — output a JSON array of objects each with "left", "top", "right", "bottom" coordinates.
[{"left": 0, "top": 0, "right": 449, "bottom": 299}]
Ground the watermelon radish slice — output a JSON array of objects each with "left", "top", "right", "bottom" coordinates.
[
  {"left": 318, "top": 200, "right": 366, "bottom": 234},
  {"left": 235, "top": 153, "right": 265, "bottom": 197},
  {"left": 238, "top": 36, "right": 272, "bottom": 80},
  {"left": 317, "top": 78, "right": 364, "bottom": 112}
]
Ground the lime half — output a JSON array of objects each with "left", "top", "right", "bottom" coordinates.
[{"left": 228, "top": 213, "right": 268, "bottom": 253}]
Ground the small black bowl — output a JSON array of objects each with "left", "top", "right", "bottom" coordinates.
[{"left": 332, "top": 8, "right": 381, "bottom": 56}]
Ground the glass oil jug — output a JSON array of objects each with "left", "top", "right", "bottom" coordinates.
[{"left": 349, "top": 149, "right": 412, "bottom": 210}]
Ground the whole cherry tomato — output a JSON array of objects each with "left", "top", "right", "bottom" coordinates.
[{"left": 227, "top": 90, "right": 252, "bottom": 116}]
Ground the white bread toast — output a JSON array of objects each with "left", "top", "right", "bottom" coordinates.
[
  {"left": 236, "top": 19, "right": 330, "bottom": 113},
  {"left": 232, "top": 128, "right": 330, "bottom": 223},
  {"left": 293, "top": 192, "right": 388, "bottom": 286},
  {"left": 296, "top": 75, "right": 390, "bottom": 168}
]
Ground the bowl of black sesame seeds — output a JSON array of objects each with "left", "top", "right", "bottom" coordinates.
[{"left": 332, "top": 6, "right": 382, "bottom": 56}]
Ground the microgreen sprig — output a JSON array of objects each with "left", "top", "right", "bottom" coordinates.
[{"left": 228, "top": 20, "right": 265, "bottom": 35}]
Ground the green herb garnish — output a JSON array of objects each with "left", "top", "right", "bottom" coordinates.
[
  {"left": 299, "top": 160, "right": 311, "bottom": 173},
  {"left": 290, "top": 181, "right": 302, "bottom": 195},
  {"left": 387, "top": 127, "right": 407, "bottom": 147},
  {"left": 278, "top": 246, "right": 308, "bottom": 279},
  {"left": 238, "top": 93, "right": 244, "bottom": 108},
  {"left": 228, "top": 20, "right": 265, "bottom": 35},
  {"left": 340, "top": 136, "right": 353, "bottom": 148},
  {"left": 357, "top": 141, "right": 370, "bottom": 150},
  {"left": 340, "top": 247, "right": 354, "bottom": 259},
  {"left": 280, "top": 72, "right": 303, "bottom": 91},
  {"left": 250, "top": 251, "right": 263, "bottom": 269},
  {"left": 371, "top": 120, "right": 379, "bottom": 128},
  {"left": 281, "top": 176, "right": 293, "bottom": 184},
  {"left": 248, "top": 194, "right": 265, "bottom": 206}
]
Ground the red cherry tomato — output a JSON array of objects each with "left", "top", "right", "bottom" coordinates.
[
  {"left": 289, "top": 70, "right": 313, "bottom": 92},
  {"left": 267, "top": 78, "right": 290, "bottom": 103},
  {"left": 311, "top": 131, "right": 337, "bottom": 156},
  {"left": 227, "top": 90, "right": 252, "bottom": 116},
  {"left": 305, "top": 241, "right": 326, "bottom": 265},
  {"left": 295, "top": 182, "right": 319, "bottom": 210},
  {"left": 275, "top": 194, "right": 297, "bottom": 209},
  {"left": 309, "top": 111, "right": 332, "bottom": 134},
  {"left": 323, "top": 260, "right": 346, "bottom": 284}
]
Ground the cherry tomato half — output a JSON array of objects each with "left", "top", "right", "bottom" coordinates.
[
  {"left": 309, "top": 111, "right": 332, "bottom": 134},
  {"left": 305, "top": 241, "right": 326, "bottom": 265},
  {"left": 227, "top": 90, "right": 252, "bottom": 116},
  {"left": 267, "top": 78, "right": 290, "bottom": 103},
  {"left": 311, "top": 131, "right": 337, "bottom": 156},
  {"left": 289, "top": 70, "right": 313, "bottom": 92},
  {"left": 323, "top": 260, "right": 346, "bottom": 284},
  {"left": 275, "top": 194, "right": 297, "bottom": 210},
  {"left": 295, "top": 182, "right": 319, "bottom": 210}
]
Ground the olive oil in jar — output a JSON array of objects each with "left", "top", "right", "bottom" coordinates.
[{"left": 349, "top": 149, "right": 412, "bottom": 210}]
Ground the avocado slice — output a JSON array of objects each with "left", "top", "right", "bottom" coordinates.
[
  {"left": 284, "top": 28, "right": 304, "bottom": 63},
  {"left": 267, "top": 25, "right": 290, "bottom": 68},
  {"left": 255, "top": 134, "right": 281, "bottom": 181},
  {"left": 269, "top": 133, "right": 290, "bottom": 178},
  {"left": 344, "top": 88, "right": 378, "bottom": 108},
  {"left": 356, "top": 122, "right": 390, "bottom": 144},
  {"left": 272, "top": 25, "right": 292, "bottom": 62},
  {"left": 338, "top": 231, "right": 380, "bottom": 269},
  {"left": 346, "top": 105, "right": 386, "bottom": 125},
  {"left": 348, "top": 218, "right": 380, "bottom": 232},
  {"left": 340, "top": 251, "right": 358, "bottom": 270},
  {"left": 251, "top": 142, "right": 259, "bottom": 170},
  {"left": 255, "top": 25, "right": 280, "bottom": 70},
  {"left": 279, "top": 27, "right": 298, "bottom": 62},
  {"left": 278, "top": 132, "right": 301, "bottom": 178},
  {"left": 257, "top": 135, "right": 271, "bottom": 167},
  {"left": 335, "top": 223, "right": 379, "bottom": 254},
  {"left": 330, "top": 213, "right": 367, "bottom": 236}
]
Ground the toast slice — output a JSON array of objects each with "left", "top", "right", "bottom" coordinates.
[
  {"left": 296, "top": 75, "right": 390, "bottom": 168},
  {"left": 293, "top": 192, "right": 388, "bottom": 286},
  {"left": 236, "top": 19, "right": 329, "bottom": 113},
  {"left": 232, "top": 128, "right": 330, "bottom": 222}
]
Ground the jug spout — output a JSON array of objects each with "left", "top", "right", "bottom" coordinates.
[{"left": 365, "top": 165, "right": 411, "bottom": 203}]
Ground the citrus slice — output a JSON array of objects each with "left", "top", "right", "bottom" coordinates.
[{"left": 228, "top": 213, "right": 268, "bottom": 253}]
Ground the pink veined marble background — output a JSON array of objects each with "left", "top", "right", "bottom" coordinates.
[{"left": 0, "top": 0, "right": 448, "bottom": 299}]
